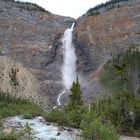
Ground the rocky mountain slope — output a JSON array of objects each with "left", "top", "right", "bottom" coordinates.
[
  {"left": 0, "top": 0, "right": 75, "bottom": 109},
  {"left": 74, "top": 0, "right": 140, "bottom": 82},
  {"left": 72, "top": 0, "right": 140, "bottom": 100},
  {"left": 0, "top": 0, "right": 140, "bottom": 108}
]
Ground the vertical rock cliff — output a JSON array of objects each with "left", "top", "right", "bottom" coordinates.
[
  {"left": 0, "top": 0, "right": 75, "bottom": 109},
  {"left": 74, "top": 0, "right": 140, "bottom": 83}
]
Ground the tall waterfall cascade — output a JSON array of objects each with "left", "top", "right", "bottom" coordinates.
[
  {"left": 56, "top": 23, "right": 77, "bottom": 106},
  {"left": 62, "top": 23, "right": 77, "bottom": 90}
]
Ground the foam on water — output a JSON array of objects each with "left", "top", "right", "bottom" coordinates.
[{"left": 10, "top": 116, "right": 80, "bottom": 140}]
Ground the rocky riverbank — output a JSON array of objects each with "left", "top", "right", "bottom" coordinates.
[
  {"left": 1, "top": 116, "right": 140, "bottom": 140},
  {"left": 2, "top": 116, "right": 81, "bottom": 140}
]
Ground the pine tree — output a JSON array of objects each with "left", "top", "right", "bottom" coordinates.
[{"left": 68, "top": 77, "right": 83, "bottom": 109}]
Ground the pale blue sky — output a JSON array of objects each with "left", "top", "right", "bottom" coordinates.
[{"left": 19, "top": 0, "right": 108, "bottom": 18}]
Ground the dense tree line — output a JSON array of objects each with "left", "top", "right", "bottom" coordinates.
[
  {"left": 87, "top": 0, "right": 128, "bottom": 16},
  {"left": 100, "top": 48, "right": 140, "bottom": 96},
  {"left": 99, "top": 48, "right": 140, "bottom": 133},
  {"left": 2, "top": 0, "right": 50, "bottom": 13}
]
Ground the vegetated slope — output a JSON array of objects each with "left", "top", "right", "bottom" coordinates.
[
  {"left": 99, "top": 49, "right": 140, "bottom": 134},
  {"left": 100, "top": 48, "right": 140, "bottom": 96},
  {"left": 46, "top": 55, "right": 140, "bottom": 138}
]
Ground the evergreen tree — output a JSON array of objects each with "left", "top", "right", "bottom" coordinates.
[
  {"left": 68, "top": 77, "right": 83, "bottom": 109},
  {"left": 112, "top": 57, "right": 128, "bottom": 92}
]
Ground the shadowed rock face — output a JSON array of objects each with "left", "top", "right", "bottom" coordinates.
[{"left": 0, "top": 0, "right": 75, "bottom": 109}]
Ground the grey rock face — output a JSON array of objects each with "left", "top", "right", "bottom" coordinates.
[
  {"left": 74, "top": 0, "right": 140, "bottom": 81},
  {"left": 0, "top": 0, "right": 75, "bottom": 109},
  {"left": 72, "top": 0, "right": 140, "bottom": 101}
]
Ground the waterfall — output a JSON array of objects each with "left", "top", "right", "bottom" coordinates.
[
  {"left": 62, "top": 23, "right": 77, "bottom": 90},
  {"left": 56, "top": 23, "right": 77, "bottom": 107}
]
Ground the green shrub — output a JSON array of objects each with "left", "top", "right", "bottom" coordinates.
[
  {"left": 45, "top": 105, "right": 86, "bottom": 128},
  {"left": 80, "top": 114, "right": 119, "bottom": 140},
  {"left": 23, "top": 113, "right": 32, "bottom": 119},
  {"left": 45, "top": 108, "right": 68, "bottom": 125}
]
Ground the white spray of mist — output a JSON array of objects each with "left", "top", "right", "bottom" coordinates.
[
  {"left": 56, "top": 23, "right": 77, "bottom": 106},
  {"left": 62, "top": 23, "right": 77, "bottom": 90}
]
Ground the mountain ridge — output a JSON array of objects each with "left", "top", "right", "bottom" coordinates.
[{"left": 0, "top": 0, "right": 140, "bottom": 108}]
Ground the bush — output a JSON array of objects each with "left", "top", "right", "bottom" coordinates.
[
  {"left": 45, "top": 108, "right": 68, "bottom": 125},
  {"left": 80, "top": 114, "right": 119, "bottom": 140},
  {"left": 45, "top": 105, "right": 86, "bottom": 128}
]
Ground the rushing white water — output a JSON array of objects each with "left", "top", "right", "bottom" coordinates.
[
  {"left": 56, "top": 23, "right": 77, "bottom": 106},
  {"left": 6, "top": 116, "right": 80, "bottom": 140},
  {"left": 57, "top": 90, "right": 66, "bottom": 106},
  {"left": 62, "top": 23, "right": 77, "bottom": 90}
]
